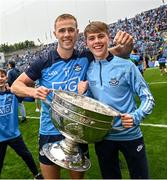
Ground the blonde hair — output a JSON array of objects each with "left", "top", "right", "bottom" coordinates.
[{"left": 54, "top": 13, "right": 78, "bottom": 29}]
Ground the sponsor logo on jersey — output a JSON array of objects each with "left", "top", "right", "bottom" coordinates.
[
  {"left": 48, "top": 70, "right": 58, "bottom": 76},
  {"left": 63, "top": 67, "right": 70, "bottom": 76},
  {"left": 109, "top": 78, "right": 119, "bottom": 86},
  {"left": 52, "top": 77, "right": 79, "bottom": 92},
  {"left": 0, "top": 104, "right": 12, "bottom": 116},
  {"left": 0, "top": 95, "right": 13, "bottom": 116}
]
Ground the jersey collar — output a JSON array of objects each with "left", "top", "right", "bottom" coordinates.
[
  {"left": 89, "top": 51, "right": 114, "bottom": 62},
  {"left": 54, "top": 49, "right": 78, "bottom": 62}
]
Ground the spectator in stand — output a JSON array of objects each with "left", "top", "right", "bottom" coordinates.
[
  {"left": 0, "top": 68, "right": 43, "bottom": 179},
  {"left": 7, "top": 60, "right": 27, "bottom": 122}
]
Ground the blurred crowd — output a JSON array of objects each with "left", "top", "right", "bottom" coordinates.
[
  {"left": 76, "top": 4, "right": 167, "bottom": 56},
  {"left": 4, "top": 4, "right": 167, "bottom": 72}
]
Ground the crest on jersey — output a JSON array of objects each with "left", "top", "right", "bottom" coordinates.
[
  {"left": 74, "top": 64, "right": 82, "bottom": 72},
  {"left": 109, "top": 78, "right": 119, "bottom": 86}
]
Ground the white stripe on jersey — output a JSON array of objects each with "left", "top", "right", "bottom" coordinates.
[{"left": 141, "top": 88, "right": 154, "bottom": 114}]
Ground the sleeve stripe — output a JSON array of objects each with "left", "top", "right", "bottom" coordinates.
[{"left": 141, "top": 88, "right": 155, "bottom": 114}]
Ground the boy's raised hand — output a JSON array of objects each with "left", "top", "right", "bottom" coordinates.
[{"left": 110, "top": 30, "right": 133, "bottom": 58}]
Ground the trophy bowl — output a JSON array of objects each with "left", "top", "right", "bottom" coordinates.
[{"left": 42, "top": 90, "right": 120, "bottom": 171}]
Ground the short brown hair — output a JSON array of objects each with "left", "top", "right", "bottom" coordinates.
[
  {"left": 0, "top": 68, "right": 7, "bottom": 75},
  {"left": 54, "top": 14, "right": 78, "bottom": 29},
  {"left": 84, "top": 21, "right": 109, "bottom": 39}
]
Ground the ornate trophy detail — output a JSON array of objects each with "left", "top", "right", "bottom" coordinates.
[{"left": 42, "top": 90, "right": 120, "bottom": 171}]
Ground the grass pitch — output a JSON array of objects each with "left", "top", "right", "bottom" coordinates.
[{"left": 1, "top": 67, "right": 167, "bottom": 179}]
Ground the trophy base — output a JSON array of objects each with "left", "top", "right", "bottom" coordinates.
[{"left": 42, "top": 142, "right": 91, "bottom": 171}]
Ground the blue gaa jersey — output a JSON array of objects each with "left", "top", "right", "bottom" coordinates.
[
  {"left": 25, "top": 49, "right": 89, "bottom": 135},
  {"left": 0, "top": 91, "right": 20, "bottom": 142},
  {"left": 130, "top": 53, "right": 143, "bottom": 72},
  {"left": 87, "top": 54, "right": 155, "bottom": 141}
]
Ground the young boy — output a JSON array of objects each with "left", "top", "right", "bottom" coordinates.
[
  {"left": 0, "top": 68, "right": 42, "bottom": 179},
  {"left": 78, "top": 21, "right": 155, "bottom": 179}
]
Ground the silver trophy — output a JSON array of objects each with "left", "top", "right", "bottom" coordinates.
[{"left": 42, "top": 90, "right": 120, "bottom": 171}]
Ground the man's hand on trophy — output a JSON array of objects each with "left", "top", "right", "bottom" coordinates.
[
  {"left": 33, "top": 86, "right": 51, "bottom": 100},
  {"left": 78, "top": 81, "right": 88, "bottom": 95}
]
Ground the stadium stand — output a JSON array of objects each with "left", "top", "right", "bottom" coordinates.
[{"left": 3, "top": 4, "right": 167, "bottom": 71}]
